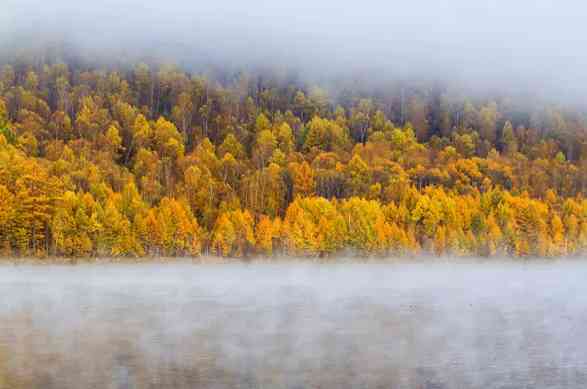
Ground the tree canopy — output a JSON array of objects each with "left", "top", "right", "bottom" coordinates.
[{"left": 0, "top": 58, "right": 586, "bottom": 259}]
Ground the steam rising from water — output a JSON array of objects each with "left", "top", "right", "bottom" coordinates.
[{"left": 1, "top": 262, "right": 587, "bottom": 388}]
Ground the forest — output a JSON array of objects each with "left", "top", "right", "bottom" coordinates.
[{"left": 0, "top": 53, "right": 586, "bottom": 259}]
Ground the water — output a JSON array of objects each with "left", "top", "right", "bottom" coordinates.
[{"left": 0, "top": 262, "right": 586, "bottom": 388}]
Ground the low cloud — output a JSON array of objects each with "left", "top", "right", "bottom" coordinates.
[{"left": 2, "top": 0, "right": 587, "bottom": 102}]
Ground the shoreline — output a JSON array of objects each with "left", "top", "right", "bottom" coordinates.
[{"left": 0, "top": 255, "right": 582, "bottom": 266}]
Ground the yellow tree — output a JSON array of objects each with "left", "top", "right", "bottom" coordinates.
[
  {"left": 0, "top": 185, "right": 14, "bottom": 254},
  {"left": 218, "top": 133, "right": 246, "bottom": 160},
  {"left": 211, "top": 213, "right": 236, "bottom": 257},
  {"left": 183, "top": 164, "right": 219, "bottom": 228},
  {"left": 345, "top": 154, "right": 371, "bottom": 196},
  {"left": 133, "top": 148, "right": 163, "bottom": 203},
  {"left": 13, "top": 164, "right": 62, "bottom": 256},
  {"left": 485, "top": 213, "right": 503, "bottom": 256},
  {"left": 433, "top": 226, "right": 447, "bottom": 256},
  {"left": 276, "top": 122, "right": 295, "bottom": 154},
  {"left": 75, "top": 96, "right": 110, "bottom": 141},
  {"left": 152, "top": 116, "right": 184, "bottom": 189},
  {"left": 211, "top": 209, "right": 255, "bottom": 257},
  {"left": 564, "top": 214, "right": 579, "bottom": 253},
  {"left": 255, "top": 215, "right": 274, "bottom": 256},
  {"left": 549, "top": 214, "right": 566, "bottom": 256},
  {"left": 99, "top": 196, "right": 142, "bottom": 257},
  {"left": 289, "top": 161, "right": 315, "bottom": 197},
  {"left": 228, "top": 209, "right": 256, "bottom": 257},
  {"left": 339, "top": 197, "right": 390, "bottom": 253},
  {"left": 140, "top": 209, "right": 163, "bottom": 255},
  {"left": 52, "top": 191, "right": 101, "bottom": 257},
  {"left": 253, "top": 129, "right": 277, "bottom": 168},
  {"left": 155, "top": 197, "right": 201, "bottom": 256},
  {"left": 283, "top": 197, "right": 345, "bottom": 256}
]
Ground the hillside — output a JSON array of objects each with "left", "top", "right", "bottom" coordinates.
[{"left": 0, "top": 58, "right": 586, "bottom": 258}]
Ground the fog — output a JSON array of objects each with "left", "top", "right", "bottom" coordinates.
[
  {"left": 1, "top": 262, "right": 587, "bottom": 388},
  {"left": 2, "top": 0, "right": 587, "bottom": 101}
]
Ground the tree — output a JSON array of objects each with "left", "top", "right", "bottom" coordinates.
[
  {"left": 133, "top": 148, "right": 163, "bottom": 203},
  {"left": 407, "top": 96, "right": 430, "bottom": 141},
  {"left": 479, "top": 102, "right": 498, "bottom": 144},
  {"left": 184, "top": 164, "right": 218, "bottom": 228},
  {"left": 253, "top": 129, "right": 276, "bottom": 168},
  {"left": 433, "top": 226, "right": 447, "bottom": 255},
  {"left": 255, "top": 215, "right": 275, "bottom": 255},
  {"left": 339, "top": 197, "right": 391, "bottom": 252},
  {"left": 75, "top": 96, "right": 110, "bottom": 141},
  {"left": 0, "top": 185, "right": 14, "bottom": 253},
  {"left": 283, "top": 197, "right": 346, "bottom": 256},
  {"left": 350, "top": 99, "right": 374, "bottom": 144},
  {"left": 345, "top": 154, "right": 371, "bottom": 196},
  {"left": 549, "top": 214, "right": 566, "bottom": 256},
  {"left": 255, "top": 113, "right": 271, "bottom": 134},
  {"left": 211, "top": 209, "right": 255, "bottom": 257},
  {"left": 218, "top": 133, "right": 245, "bottom": 159},
  {"left": 11, "top": 165, "right": 62, "bottom": 256},
  {"left": 133, "top": 114, "right": 152, "bottom": 146},
  {"left": 438, "top": 94, "right": 453, "bottom": 137},
  {"left": 134, "top": 63, "right": 153, "bottom": 110},
  {"left": 52, "top": 191, "right": 101, "bottom": 257},
  {"left": 0, "top": 55, "right": 587, "bottom": 261},
  {"left": 211, "top": 213, "right": 235, "bottom": 257},
  {"left": 485, "top": 213, "right": 503, "bottom": 256},
  {"left": 276, "top": 122, "right": 295, "bottom": 154},
  {"left": 0, "top": 98, "right": 9, "bottom": 130},
  {"left": 171, "top": 91, "right": 193, "bottom": 136},
  {"left": 150, "top": 116, "right": 184, "bottom": 191},
  {"left": 289, "top": 161, "right": 315, "bottom": 197},
  {"left": 102, "top": 124, "right": 122, "bottom": 158},
  {"left": 305, "top": 116, "right": 350, "bottom": 152},
  {"left": 99, "top": 198, "right": 141, "bottom": 257},
  {"left": 501, "top": 121, "right": 517, "bottom": 156},
  {"left": 155, "top": 197, "right": 201, "bottom": 256}
]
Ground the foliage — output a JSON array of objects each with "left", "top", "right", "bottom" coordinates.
[{"left": 0, "top": 59, "right": 585, "bottom": 259}]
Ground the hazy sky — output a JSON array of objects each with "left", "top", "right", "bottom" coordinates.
[{"left": 2, "top": 0, "right": 587, "bottom": 99}]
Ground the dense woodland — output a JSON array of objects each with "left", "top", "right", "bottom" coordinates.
[{"left": 1, "top": 54, "right": 587, "bottom": 259}]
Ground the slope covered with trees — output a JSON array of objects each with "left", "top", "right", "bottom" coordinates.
[{"left": 0, "top": 56, "right": 586, "bottom": 259}]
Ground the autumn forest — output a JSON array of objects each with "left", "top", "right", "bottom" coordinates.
[{"left": 0, "top": 53, "right": 586, "bottom": 259}]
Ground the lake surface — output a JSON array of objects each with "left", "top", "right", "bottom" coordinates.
[{"left": 1, "top": 262, "right": 586, "bottom": 388}]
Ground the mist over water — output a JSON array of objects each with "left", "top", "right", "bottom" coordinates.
[{"left": 1, "top": 262, "right": 587, "bottom": 388}]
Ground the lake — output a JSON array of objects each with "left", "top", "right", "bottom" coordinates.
[{"left": 1, "top": 262, "right": 586, "bottom": 388}]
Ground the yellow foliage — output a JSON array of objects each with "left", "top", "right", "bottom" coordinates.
[
  {"left": 0, "top": 59, "right": 586, "bottom": 260},
  {"left": 255, "top": 216, "right": 275, "bottom": 255}
]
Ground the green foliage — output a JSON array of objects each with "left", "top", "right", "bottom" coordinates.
[{"left": 0, "top": 126, "right": 16, "bottom": 145}]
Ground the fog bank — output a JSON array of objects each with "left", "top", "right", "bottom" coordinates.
[{"left": 2, "top": 0, "right": 587, "bottom": 101}]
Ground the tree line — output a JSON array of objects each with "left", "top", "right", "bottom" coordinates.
[{"left": 0, "top": 57, "right": 586, "bottom": 258}]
